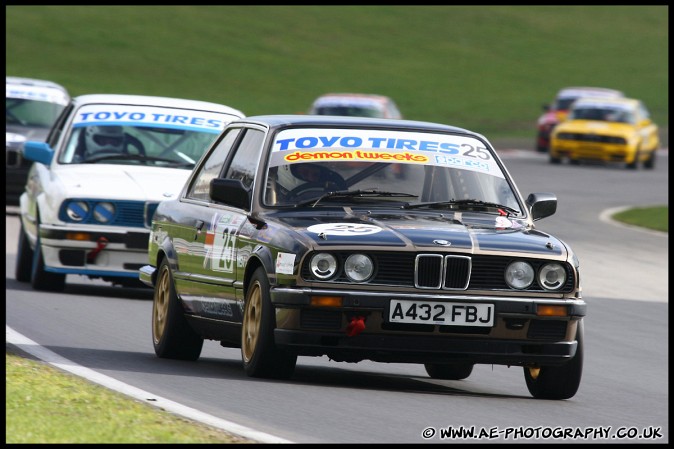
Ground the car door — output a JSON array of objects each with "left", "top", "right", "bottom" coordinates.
[{"left": 175, "top": 125, "right": 266, "bottom": 324}]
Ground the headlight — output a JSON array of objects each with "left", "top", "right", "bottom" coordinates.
[
  {"left": 538, "top": 263, "right": 566, "bottom": 291},
  {"left": 505, "top": 261, "right": 534, "bottom": 289},
  {"left": 310, "top": 253, "right": 338, "bottom": 280},
  {"left": 66, "top": 201, "right": 90, "bottom": 222},
  {"left": 344, "top": 254, "right": 373, "bottom": 282},
  {"left": 93, "top": 202, "right": 116, "bottom": 223}
]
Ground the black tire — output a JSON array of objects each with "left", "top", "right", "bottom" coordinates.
[
  {"left": 549, "top": 155, "right": 561, "bottom": 164},
  {"left": 524, "top": 320, "right": 584, "bottom": 400},
  {"left": 15, "top": 222, "right": 34, "bottom": 283},
  {"left": 241, "top": 267, "right": 297, "bottom": 379},
  {"left": 643, "top": 149, "right": 656, "bottom": 169},
  {"left": 152, "top": 258, "right": 203, "bottom": 360},
  {"left": 424, "top": 362, "right": 474, "bottom": 380},
  {"left": 31, "top": 217, "right": 66, "bottom": 292}
]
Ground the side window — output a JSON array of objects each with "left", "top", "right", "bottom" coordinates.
[
  {"left": 187, "top": 128, "right": 242, "bottom": 201},
  {"left": 387, "top": 101, "right": 401, "bottom": 119},
  {"left": 223, "top": 129, "right": 265, "bottom": 190},
  {"left": 638, "top": 103, "right": 650, "bottom": 121},
  {"left": 46, "top": 103, "right": 74, "bottom": 148}
]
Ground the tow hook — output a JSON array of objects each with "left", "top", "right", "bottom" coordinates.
[
  {"left": 87, "top": 237, "right": 109, "bottom": 264},
  {"left": 346, "top": 316, "right": 366, "bottom": 337}
]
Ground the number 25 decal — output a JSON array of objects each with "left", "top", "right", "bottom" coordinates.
[{"left": 212, "top": 226, "right": 236, "bottom": 273}]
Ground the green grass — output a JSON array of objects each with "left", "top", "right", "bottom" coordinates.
[
  {"left": 5, "top": 352, "right": 252, "bottom": 444},
  {"left": 612, "top": 206, "right": 668, "bottom": 233},
  {"left": 6, "top": 6, "right": 668, "bottom": 140}
]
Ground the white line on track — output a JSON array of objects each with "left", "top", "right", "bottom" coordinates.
[{"left": 6, "top": 325, "right": 294, "bottom": 444}]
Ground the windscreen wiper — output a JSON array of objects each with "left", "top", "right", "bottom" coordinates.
[
  {"left": 402, "top": 198, "right": 520, "bottom": 216},
  {"left": 83, "top": 154, "right": 193, "bottom": 167},
  {"left": 295, "top": 189, "right": 418, "bottom": 208}
]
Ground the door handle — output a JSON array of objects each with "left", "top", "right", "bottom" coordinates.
[{"left": 194, "top": 220, "right": 205, "bottom": 240}]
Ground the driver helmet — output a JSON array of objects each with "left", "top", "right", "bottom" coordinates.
[{"left": 84, "top": 125, "right": 125, "bottom": 154}]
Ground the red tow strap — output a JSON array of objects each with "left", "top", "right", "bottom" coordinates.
[
  {"left": 346, "top": 316, "right": 366, "bottom": 337},
  {"left": 87, "top": 237, "right": 109, "bottom": 263}
]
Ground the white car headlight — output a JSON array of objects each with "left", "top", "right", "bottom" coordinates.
[
  {"left": 505, "top": 261, "right": 534, "bottom": 289},
  {"left": 344, "top": 254, "right": 373, "bottom": 282},
  {"left": 310, "top": 253, "right": 338, "bottom": 280},
  {"left": 66, "top": 201, "right": 89, "bottom": 222},
  {"left": 93, "top": 202, "right": 116, "bottom": 223},
  {"left": 538, "top": 263, "right": 567, "bottom": 291}
]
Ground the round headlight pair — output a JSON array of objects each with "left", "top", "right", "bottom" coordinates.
[
  {"left": 505, "top": 261, "right": 566, "bottom": 291},
  {"left": 65, "top": 201, "right": 116, "bottom": 223},
  {"left": 309, "top": 253, "right": 373, "bottom": 282}
]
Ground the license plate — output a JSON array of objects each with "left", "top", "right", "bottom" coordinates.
[{"left": 389, "top": 299, "right": 494, "bottom": 326}]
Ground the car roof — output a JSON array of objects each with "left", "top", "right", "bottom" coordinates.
[
  {"left": 311, "top": 93, "right": 393, "bottom": 107},
  {"left": 556, "top": 86, "right": 624, "bottom": 99},
  {"left": 6, "top": 76, "right": 70, "bottom": 105},
  {"left": 6, "top": 76, "right": 69, "bottom": 92},
  {"left": 70, "top": 93, "right": 245, "bottom": 117},
  {"left": 571, "top": 97, "right": 639, "bottom": 109},
  {"left": 233, "top": 114, "right": 477, "bottom": 136}
]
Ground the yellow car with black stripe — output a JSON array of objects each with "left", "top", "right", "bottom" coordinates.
[{"left": 549, "top": 97, "right": 659, "bottom": 169}]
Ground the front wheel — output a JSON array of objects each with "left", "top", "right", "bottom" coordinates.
[
  {"left": 241, "top": 267, "right": 297, "bottom": 379},
  {"left": 643, "top": 149, "right": 656, "bottom": 169},
  {"left": 524, "top": 320, "right": 584, "bottom": 400},
  {"left": 152, "top": 258, "right": 203, "bottom": 360},
  {"left": 31, "top": 217, "right": 66, "bottom": 291},
  {"left": 424, "top": 362, "right": 474, "bottom": 380},
  {"left": 15, "top": 222, "right": 34, "bottom": 282}
]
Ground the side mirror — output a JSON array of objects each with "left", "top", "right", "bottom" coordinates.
[
  {"left": 210, "top": 178, "right": 251, "bottom": 210},
  {"left": 526, "top": 192, "right": 557, "bottom": 221},
  {"left": 22, "top": 141, "right": 55, "bottom": 166}
]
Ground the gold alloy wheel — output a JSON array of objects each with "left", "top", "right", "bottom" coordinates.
[
  {"left": 242, "top": 281, "right": 262, "bottom": 363},
  {"left": 527, "top": 366, "right": 541, "bottom": 380},
  {"left": 152, "top": 266, "right": 170, "bottom": 345}
]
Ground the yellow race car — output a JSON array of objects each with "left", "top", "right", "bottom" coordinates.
[{"left": 549, "top": 97, "right": 659, "bottom": 169}]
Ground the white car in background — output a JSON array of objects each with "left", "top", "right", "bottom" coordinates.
[
  {"left": 6, "top": 76, "right": 70, "bottom": 205},
  {"left": 308, "top": 93, "right": 402, "bottom": 119},
  {"left": 15, "top": 94, "right": 244, "bottom": 291}
]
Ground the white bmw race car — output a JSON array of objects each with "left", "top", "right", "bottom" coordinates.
[{"left": 15, "top": 94, "right": 244, "bottom": 291}]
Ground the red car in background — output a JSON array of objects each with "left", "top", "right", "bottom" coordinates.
[{"left": 535, "top": 86, "right": 624, "bottom": 152}]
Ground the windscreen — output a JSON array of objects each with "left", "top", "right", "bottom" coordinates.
[
  {"left": 58, "top": 104, "right": 236, "bottom": 169},
  {"left": 264, "top": 127, "right": 521, "bottom": 212}
]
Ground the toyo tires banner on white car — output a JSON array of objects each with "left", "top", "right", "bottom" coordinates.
[{"left": 72, "top": 104, "right": 229, "bottom": 134}]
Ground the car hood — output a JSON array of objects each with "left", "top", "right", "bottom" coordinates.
[
  {"left": 51, "top": 165, "right": 190, "bottom": 201},
  {"left": 273, "top": 212, "right": 567, "bottom": 258},
  {"left": 6, "top": 125, "right": 50, "bottom": 143}
]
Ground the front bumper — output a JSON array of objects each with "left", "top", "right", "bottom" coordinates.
[
  {"left": 39, "top": 223, "right": 150, "bottom": 278},
  {"left": 271, "top": 287, "right": 586, "bottom": 366},
  {"left": 551, "top": 142, "right": 634, "bottom": 163}
]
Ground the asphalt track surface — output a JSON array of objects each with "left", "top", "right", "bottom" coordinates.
[{"left": 6, "top": 148, "right": 669, "bottom": 443}]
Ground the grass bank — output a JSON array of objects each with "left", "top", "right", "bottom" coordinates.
[{"left": 6, "top": 6, "right": 668, "bottom": 144}]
